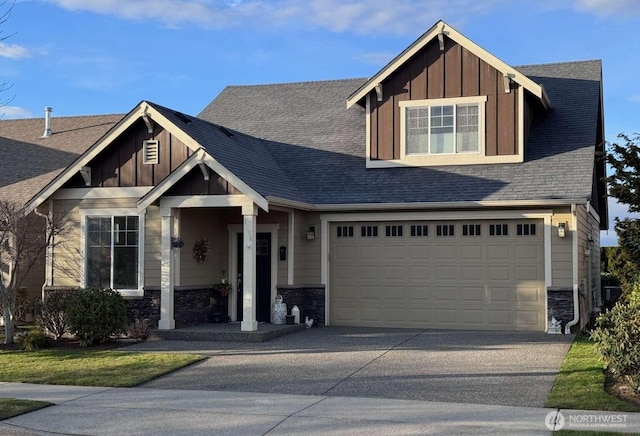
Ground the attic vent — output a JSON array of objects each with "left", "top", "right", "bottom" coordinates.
[
  {"left": 218, "top": 126, "right": 234, "bottom": 138},
  {"left": 143, "top": 140, "right": 159, "bottom": 165},
  {"left": 174, "top": 111, "right": 192, "bottom": 125}
]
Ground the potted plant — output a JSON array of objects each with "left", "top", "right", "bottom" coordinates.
[{"left": 214, "top": 282, "right": 232, "bottom": 297}]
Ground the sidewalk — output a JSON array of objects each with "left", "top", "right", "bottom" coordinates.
[{"left": 1, "top": 382, "right": 639, "bottom": 435}]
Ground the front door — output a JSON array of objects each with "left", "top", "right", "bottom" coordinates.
[{"left": 236, "top": 233, "right": 272, "bottom": 322}]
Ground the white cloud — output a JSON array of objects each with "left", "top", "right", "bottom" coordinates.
[
  {"left": 0, "top": 42, "right": 30, "bottom": 59},
  {"left": 0, "top": 106, "right": 33, "bottom": 119},
  {"left": 41, "top": 0, "right": 506, "bottom": 35},
  {"left": 573, "top": 0, "right": 640, "bottom": 17}
]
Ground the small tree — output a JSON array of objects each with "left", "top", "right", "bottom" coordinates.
[
  {"left": 606, "top": 133, "right": 640, "bottom": 289},
  {"left": 0, "top": 201, "right": 64, "bottom": 346}
]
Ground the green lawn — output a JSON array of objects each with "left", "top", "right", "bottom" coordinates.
[
  {"left": 0, "top": 398, "right": 52, "bottom": 420},
  {"left": 546, "top": 336, "right": 639, "bottom": 412},
  {"left": 0, "top": 349, "right": 204, "bottom": 387}
]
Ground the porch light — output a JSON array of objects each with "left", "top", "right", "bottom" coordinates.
[
  {"left": 307, "top": 226, "right": 316, "bottom": 240},
  {"left": 557, "top": 222, "right": 567, "bottom": 238}
]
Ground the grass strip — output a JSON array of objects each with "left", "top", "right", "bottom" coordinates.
[
  {"left": 0, "top": 398, "right": 52, "bottom": 420},
  {"left": 0, "top": 350, "right": 204, "bottom": 387},
  {"left": 545, "top": 336, "right": 638, "bottom": 412}
]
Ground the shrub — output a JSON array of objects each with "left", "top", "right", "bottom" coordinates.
[
  {"left": 36, "top": 290, "right": 73, "bottom": 340},
  {"left": 0, "top": 288, "right": 33, "bottom": 322},
  {"left": 66, "top": 287, "right": 126, "bottom": 347},
  {"left": 591, "top": 293, "right": 640, "bottom": 393},
  {"left": 20, "top": 329, "right": 53, "bottom": 351},
  {"left": 127, "top": 318, "right": 149, "bottom": 340}
]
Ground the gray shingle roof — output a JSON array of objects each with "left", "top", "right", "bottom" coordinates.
[
  {"left": 198, "top": 61, "right": 602, "bottom": 206},
  {"left": 0, "top": 114, "right": 123, "bottom": 206}
]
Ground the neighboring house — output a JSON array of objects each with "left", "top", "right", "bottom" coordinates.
[
  {"left": 17, "top": 20, "right": 606, "bottom": 333},
  {"left": 0, "top": 112, "right": 122, "bottom": 306}
]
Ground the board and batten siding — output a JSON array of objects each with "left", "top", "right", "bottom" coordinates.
[
  {"left": 369, "top": 37, "right": 519, "bottom": 161},
  {"left": 62, "top": 120, "right": 194, "bottom": 189}
]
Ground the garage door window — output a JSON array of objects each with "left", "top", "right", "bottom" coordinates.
[
  {"left": 489, "top": 224, "right": 508, "bottom": 236},
  {"left": 361, "top": 225, "right": 378, "bottom": 237},
  {"left": 436, "top": 224, "right": 455, "bottom": 236},
  {"left": 410, "top": 225, "right": 428, "bottom": 237},
  {"left": 462, "top": 224, "right": 481, "bottom": 236},
  {"left": 517, "top": 223, "right": 536, "bottom": 236},
  {"left": 337, "top": 226, "right": 354, "bottom": 238},
  {"left": 386, "top": 225, "right": 403, "bottom": 237}
]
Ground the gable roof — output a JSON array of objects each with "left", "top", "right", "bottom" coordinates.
[
  {"left": 199, "top": 61, "right": 602, "bottom": 211},
  {"left": 346, "top": 20, "right": 552, "bottom": 110},
  {"left": 0, "top": 114, "right": 123, "bottom": 206},
  {"left": 23, "top": 100, "right": 311, "bottom": 214}
]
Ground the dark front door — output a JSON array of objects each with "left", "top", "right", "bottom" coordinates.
[{"left": 237, "top": 232, "right": 271, "bottom": 322}]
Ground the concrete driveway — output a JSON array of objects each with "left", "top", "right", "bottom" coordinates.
[{"left": 126, "top": 327, "right": 572, "bottom": 408}]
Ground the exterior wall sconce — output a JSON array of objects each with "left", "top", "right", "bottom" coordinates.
[
  {"left": 279, "top": 246, "right": 287, "bottom": 261},
  {"left": 585, "top": 235, "right": 595, "bottom": 257},
  {"left": 558, "top": 222, "right": 567, "bottom": 238},
  {"left": 307, "top": 226, "right": 316, "bottom": 240}
]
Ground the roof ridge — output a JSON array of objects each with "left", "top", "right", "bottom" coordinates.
[
  {"left": 223, "top": 77, "right": 368, "bottom": 89},
  {"left": 515, "top": 59, "right": 602, "bottom": 69},
  {"left": 0, "top": 113, "right": 125, "bottom": 122}
]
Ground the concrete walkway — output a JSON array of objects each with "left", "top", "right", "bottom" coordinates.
[{"left": 2, "top": 383, "right": 640, "bottom": 435}]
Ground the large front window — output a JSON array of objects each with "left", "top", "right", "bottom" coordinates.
[
  {"left": 86, "top": 215, "right": 139, "bottom": 290},
  {"left": 406, "top": 103, "right": 479, "bottom": 155}
]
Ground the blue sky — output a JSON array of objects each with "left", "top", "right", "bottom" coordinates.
[{"left": 2, "top": 0, "right": 639, "bottom": 245}]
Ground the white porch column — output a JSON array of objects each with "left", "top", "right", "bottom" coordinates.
[
  {"left": 158, "top": 208, "right": 175, "bottom": 330},
  {"left": 241, "top": 204, "right": 258, "bottom": 331}
]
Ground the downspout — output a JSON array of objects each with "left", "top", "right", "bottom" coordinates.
[
  {"left": 565, "top": 204, "right": 580, "bottom": 334},
  {"left": 33, "top": 200, "right": 53, "bottom": 301}
]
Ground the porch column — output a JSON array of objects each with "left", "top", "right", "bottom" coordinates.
[
  {"left": 241, "top": 204, "right": 258, "bottom": 331},
  {"left": 158, "top": 208, "right": 175, "bottom": 330}
]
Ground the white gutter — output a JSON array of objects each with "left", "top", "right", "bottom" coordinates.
[{"left": 565, "top": 204, "right": 580, "bottom": 334}]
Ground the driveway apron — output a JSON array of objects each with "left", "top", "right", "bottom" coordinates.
[{"left": 130, "top": 327, "right": 572, "bottom": 407}]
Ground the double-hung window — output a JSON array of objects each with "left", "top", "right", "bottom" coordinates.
[
  {"left": 400, "top": 96, "right": 486, "bottom": 160},
  {"left": 83, "top": 210, "right": 143, "bottom": 295}
]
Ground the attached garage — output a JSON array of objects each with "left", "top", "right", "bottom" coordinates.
[{"left": 329, "top": 219, "right": 545, "bottom": 331}]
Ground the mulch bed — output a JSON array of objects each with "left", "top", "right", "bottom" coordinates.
[
  {"left": 1, "top": 325, "right": 136, "bottom": 351},
  {"left": 606, "top": 373, "right": 640, "bottom": 410}
]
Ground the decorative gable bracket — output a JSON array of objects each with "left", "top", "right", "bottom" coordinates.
[
  {"left": 198, "top": 161, "right": 210, "bottom": 181},
  {"left": 79, "top": 166, "right": 91, "bottom": 187}
]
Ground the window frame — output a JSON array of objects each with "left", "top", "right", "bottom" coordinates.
[
  {"left": 399, "top": 96, "right": 488, "bottom": 165},
  {"left": 80, "top": 208, "right": 145, "bottom": 297}
]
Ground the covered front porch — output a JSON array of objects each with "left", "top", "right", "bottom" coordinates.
[
  {"left": 152, "top": 195, "right": 283, "bottom": 332},
  {"left": 149, "top": 322, "right": 306, "bottom": 342}
]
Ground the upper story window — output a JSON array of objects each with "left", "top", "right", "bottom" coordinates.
[
  {"left": 406, "top": 104, "right": 479, "bottom": 155},
  {"left": 398, "top": 96, "right": 488, "bottom": 166}
]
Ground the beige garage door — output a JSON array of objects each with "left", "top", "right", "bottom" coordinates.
[{"left": 329, "top": 220, "right": 545, "bottom": 331}]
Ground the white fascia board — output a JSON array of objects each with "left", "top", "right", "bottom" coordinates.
[
  {"left": 200, "top": 154, "right": 269, "bottom": 212},
  {"left": 159, "top": 194, "right": 254, "bottom": 210},
  {"left": 320, "top": 209, "right": 554, "bottom": 223},
  {"left": 315, "top": 199, "right": 589, "bottom": 212},
  {"left": 24, "top": 103, "right": 148, "bottom": 215},
  {"left": 346, "top": 20, "right": 547, "bottom": 109},
  {"left": 53, "top": 187, "right": 153, "bottom": 200},
  {"left": 137, "top": 151, "right": 203, "bottom": 212},
  {"left": 24, "top": 101, "right": 206, "bottom": 216},
  {"left": 266, "top": 196, "right": 315, "bottom": 211}
]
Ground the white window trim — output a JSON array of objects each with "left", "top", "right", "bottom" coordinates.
[
  {"left": 80, "top": 208, "right": 145, "bottom": 297},
  {"left": 399, "top": 96, "right": 487, "bottom": 165}
]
